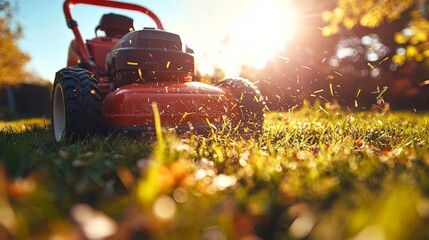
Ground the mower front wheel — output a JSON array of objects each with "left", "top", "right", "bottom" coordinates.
[
  {"left": 216, "top": 77, "right": 265, "bottom": 135},
  {"left": 52, "top": 67, "right": 102, "bottom": 142}
]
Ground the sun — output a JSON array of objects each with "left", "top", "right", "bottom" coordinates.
[{"left": 216, "top": 0, "right": 298, "bottom": 76}]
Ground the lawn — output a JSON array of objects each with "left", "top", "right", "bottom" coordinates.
[{"left": 0, "top": 108, "right": 429, "bottom": 239}]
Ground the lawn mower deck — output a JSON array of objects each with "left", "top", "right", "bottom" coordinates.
[{"left": 102, "top": 81, "right": 239, "bottom": 133}]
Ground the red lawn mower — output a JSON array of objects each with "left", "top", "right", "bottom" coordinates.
[{"left": 52, "top": 0, "right": 265, "bottom": 141}]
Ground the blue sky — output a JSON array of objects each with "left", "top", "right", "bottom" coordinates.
[{"left": 16, "top": 0, "right": 297, "bottom": 82}]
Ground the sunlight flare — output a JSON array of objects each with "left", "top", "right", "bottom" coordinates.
[{"left": 199, "top": 0, "right": 299, "bottom": 76}]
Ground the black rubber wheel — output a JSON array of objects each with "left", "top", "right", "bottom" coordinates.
[
  {"left": 216, "top": 77, "right": 265, "bottom": 135},
  {"left": 51, "top": 67, "right": 102, "bottom": 142}
]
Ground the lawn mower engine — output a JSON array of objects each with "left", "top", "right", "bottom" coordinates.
[
  {"left": 52, "top": 0, "right": 265, "bottom": 142},
  {"left": 106, "top": 28, "right": 194, "bottom": 87}
]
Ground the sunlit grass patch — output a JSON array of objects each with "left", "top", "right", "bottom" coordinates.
[
  {"left": 0, "top": 110, "right": 428, "bottom": 239},
  {"left": 0, "top": 118, "right": 50, "bottom": 133}
]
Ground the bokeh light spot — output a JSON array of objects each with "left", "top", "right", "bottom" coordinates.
[{"left": 153, "top": 195, "right": 177, "bottom": 221}]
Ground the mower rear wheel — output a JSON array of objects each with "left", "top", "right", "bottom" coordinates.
[
  {"left": 52, "top": 67, "right": 102, "bottom": 142},
  {"left": 216, "top": 77, "right": 265, "bottom": 135}
]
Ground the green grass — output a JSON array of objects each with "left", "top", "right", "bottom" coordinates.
[
  {"left": 0, "top": 118, "right": 50, "bottom": 133},
  {"left": 0, "top": 109, "right": 429, "bottom": 239}
]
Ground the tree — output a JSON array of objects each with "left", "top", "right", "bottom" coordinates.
[
  {"left": 322, "top": 0, "right": 429, "bottom": 66},
  {"left": 239, "top": 0, "right": 429, "bottom": 110},
  {"left": 0, "top": 0, "right": 29, "bottom": 85},
  {"left": 0, "top": 0, "right": 30, "bottom": 111}
]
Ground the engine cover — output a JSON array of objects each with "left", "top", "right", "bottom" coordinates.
[{"left": 106, "top": 29, "right": 194, "bottom": 86}]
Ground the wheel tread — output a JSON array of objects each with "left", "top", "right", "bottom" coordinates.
[
  {"left": 216, "top": 77, "right": 265, "bottom": 135},
  {"left": 51, "top": 67, "right": 102, "bottom": 141}
]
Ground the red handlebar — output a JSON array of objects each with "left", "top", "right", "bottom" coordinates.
[{"left": 63, "top": 0, "right": 164, "bottom": 69}]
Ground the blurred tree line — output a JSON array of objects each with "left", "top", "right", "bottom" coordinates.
[{"left": 0, "top": 0, "right": 51, "bottom": 119}]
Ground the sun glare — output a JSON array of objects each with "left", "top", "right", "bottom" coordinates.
[{"left": 209, "top": 0, "right": 298, "bottom": 76}]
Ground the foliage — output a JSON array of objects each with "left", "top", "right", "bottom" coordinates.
[
  {"left": 0, "top": 110, "right": 429, "bottom": 239},
  {"left": 393, "top": 9, "right": 429, "bottom": 65},
  {"left": 0, "top": 0, "right": 29, "bottom": 86},
  {"left": 194, "top": 68, "right": 225, "bottom": 84},
  {"left": 323, "top": 0, "right": 429, "bottom": 65}
]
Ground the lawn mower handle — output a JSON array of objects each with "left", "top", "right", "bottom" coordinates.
[{"left": 63, "top": 0, "right": 164, "bottom": 71}]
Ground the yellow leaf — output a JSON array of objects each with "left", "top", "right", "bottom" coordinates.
[
  {"left": 343, "top": 18, "right": 356, "bottom": 29},
  {"left": 394, "top": 32, "right": 407, "bottom": 44},
  {"left": 406, "top": 45, "right": 418, "bottom": 57},
  {"left": 392, "top": 54, "right": 405, "bottom": 65},
  {"left": 322, "top": 11, "right": 333, "bottom": 22}
]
